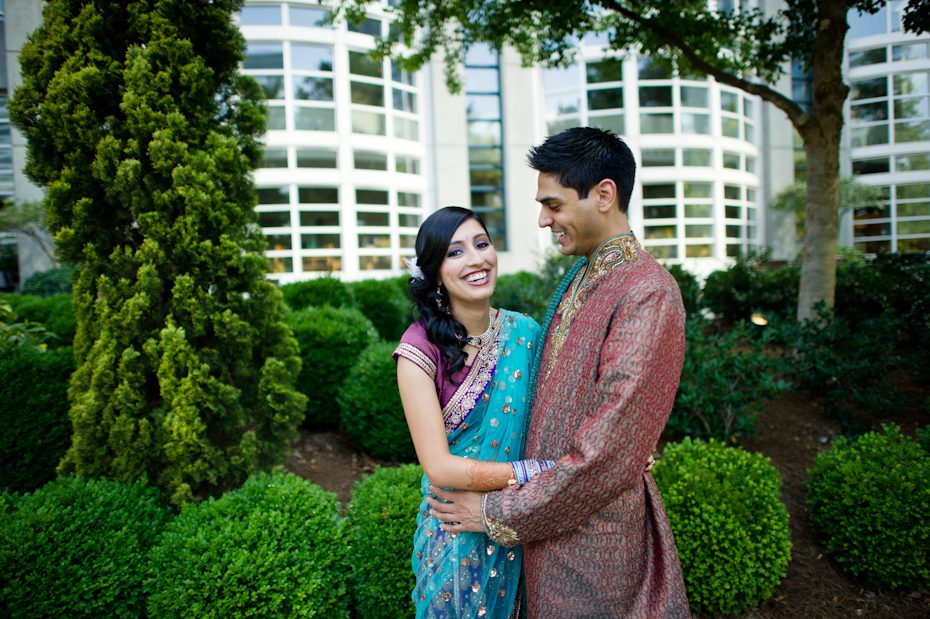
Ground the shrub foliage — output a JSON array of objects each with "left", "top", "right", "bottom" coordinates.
[
  {"left": 281, "top": 275, "right": 353, "bottom": 310},
  {"left": 347, "top": 464, "right": 423, "bottom": 617},
  {"left": 0, "top": 347, "right": 75, "bottom": 494},
  {"left": 652, "top": 439, "right": 791, "bottom": 616},
  {"left": 340, "top": 341, "right": 415, "bottom": 461},
  {"left": 147, "top": 472, "right": 348, "bottom": 618},
  {"left": 807, "top": 425, "right": 930, "bottom": 590},
  {"left": 349, "top": 277, "right": 410, "bottom": 341},
  {"left": 0, "top": 477, "right": 171, "bottom": 619},
  {"left": 10, "top": 0, "right": 307, "bottom": 504}
]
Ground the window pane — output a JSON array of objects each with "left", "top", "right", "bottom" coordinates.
[
  {"left": 357, "top": 211, "right": 389, "bottom": 226},
  {"left": 644, "top": 225, "right": 676, "bottom": 239},
  {"left": 299, "top": 211, "right": 340, "bottom": 226},
  {"left": 262, "top": 148, "right": 288, "bottom": 168},
  {"left": 258, "top": 211, "right": 291, "bottom": 227},
  {"left": 290, "top": 7, "right": 328, "bottom": 28},
  {"left": 685, "top": 244, "right": 712, "bottom": 257},
  {"left": 894, "top": 97, "right": 930, "bottom": 119},
  {"left": 852, "top": 157, "right": 890, "bottom": 174},
  {"left": 240, "top": 6, "right": 281, "bottom": 25},
  {"left": 394, "top": 117, "right": 419, "bottom": 140},
  {"left": 854, "top": 222, "right": 892, "bottom": 236},
  {"left": 894, "top": 72, "right": 929, "bottom": 95},
  {"left": 354, "top": 151, "right": 387, "bottom": 170},
  {"left": 294, "top": 107, "right": 335, "bottom": 131},
  {"left": 468, "top": 121, "right": 501, "bottom": 145},
  {"left": 638, "top": 57, "right": 672, "bottom": 80},
  {"left": 684, "top": 182, "right": 712, "bottom": 198},
  {"left": 356, "top": 189, "right": 389, "bottom": 205},
  {"left": 854, "top": 240, "right": 891, "bottom": 253},
  {"left": 893, "top": 42, "right": 929, "bottom": 62},
  {"left": 267, "top": 106, "right": 286, "bottom": 130},
  {"left": 685, "top": 204, "right": 712, "bottom": 218},
  {"left": 352, "top": 110, "right": 386, "bottom": 135},
  {"left": 298, "top": 187, "right": 339, "bottom": 203},
  {"left": 347, "top": 17, "right": 381, "bottom": 36},
  {"left": 293, "top": 44, "right": 333, "bottom": 72},
  {"left": 686, "top": 225, "right": 712, "bottom": 237},
  {"left": 851, "top": 77, "right": 888, "bottom": 100},
  {"left": 648, "top": 244, "right": 678, "bottom": 259},
  {"left": 244, "top": 44, "right": 283, "bottom": 70},
  {"left": 644, "top": 204, "right": 676, "bottom": 218},
  {"left": 268, "top": 257, "right": 293, "bottom": 273},
  {"left": 726, "top": 205, "right": 742, "bottom": 219},
  {"left": 682, "top": 149, "right": 711, "bottom": 166},
  {"left": 849, "top": 47, "right": 887, "bottom": 68},
  {"left": 641, "top": 149, "right": 675, "bottom": 167},
  {"left": 258, "top": 187, "right": 290, "bottom": 204},
  {"left": 467, "top": 94, "right": 500, "bottom": 119},
  {"left": 391, "top": 64, "right": 416, "bottom": 85},
  {"left": 294, "top": 76, "right": 333, "bottom": 101},
  {"left": 681, "top": 112, "right": 710, "bottom": 134},
  {"left": 589, "top": 114, "right": 624, "bottom": 134},
  {"left": 464, "top": 68, "right": 500, "bottom": 92},
  {"left": 639, "top": 86, "right": 672, "bottom": 107},
  {"left": 254, "top": 75, "right": 285, "bottom": 99},
  {"left": 720, "top": 91, "right": 739, "bottom": 112},
  {"left": 588, "top": 88, "right": 623, "bottom": 110},
  {"left": 349, "top": 51, "right": 382, "bottom": 77},
  {"left": 897, "top": 183, "right": 930, "bottom": 200},
  {"left": 396, "top": 156, "right": 420, "bottom": 174},
  {"left": 723, "top": 153, "right": 741, "bottom": 169},
  {"left": 898, "top": 201, "right": 930, "bottom": 217},
  {"left": 399, "top": 214, "right": 421, "bottom": 227},
  {"left": 548, "top": 92, "right": 581, "bottom": 116},
  {"left": 398, "top": 192, "right": 422, "bottom": 207},
  {"left": 265, "top": 234, "right": 291, "bottom": 250},
  {"left": 469, "top": 147, "right": 501, "bottom": 166},
  {"left": 722, "top": 117, "right": 740, "bottom": 137},
  {"left": 465, "top": 43, "right": 498, "bottom": 66},
  {"left": 302, "top": 234, "right": 342, "bottom": 249},
  {"left": 358, "top": 234, "right": 391, "bottom": 249},
  {"left": 896, "top": 154, "right": 930, "bottom": 171},
  {"left": 851, "top": 101, "right": 888, "bottom": 121},
  {"left": 895, "top": 120, "right": 930, "bottom": 142},
  {"left": 394, "top": 89, "right": 418, "bottom": 113},
  {"left": 303, "top": 256, "right": 342, "bottom": 272},
  {"left": 470, "top": 168, "right": 502, "bottom": 187},
  {"left": 544, "top": 64, "right": 580, "bottom": 91},
  {"left": 351, "top": 81, "right": 384, "bottom": 106},
  {"left": 643, "top": 184, "right": 676, "bottom": 199},
  {"left": 586, "top": 58, "right": 623, "bottom": 83},
  {"left": 849, "top": 6, "right": 888, "bottom": 38},
  {"left": 724, "top": 185, "right": 741, "bottom": 200},
  {"left": 471, "top": 190, "right": 502, "bottom": 209},
  {"left": 640, "top": 113, "right": 673, "bottom": 133},
  {"left": 851, "top": 124, "right": 889, "bottom": 146},
  {"left": 898, "top": 237, "right": 930, "bottom": 252},
  {"left": 680, "top": 86, "right": 708, "bottom": 108},
  {"left": 296, "top": 148, "right": 337, "bottom": 168},
  {"left": 359, "top": 256, "right": 392, "bottom": 271}
]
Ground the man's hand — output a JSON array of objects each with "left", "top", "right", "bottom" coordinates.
[{"left": 427, "top": 487, "right": 484, "bottom": 533}]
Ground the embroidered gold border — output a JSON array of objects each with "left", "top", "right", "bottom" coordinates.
[
  {"left": 394, "top": 343, "right": 437, "bottom": 380},
  {"left": 441, "top": 309, "right": 505, "bottom": 434},
  {"left": 481, "top": 492, "right": 520, "bottom": 547}
]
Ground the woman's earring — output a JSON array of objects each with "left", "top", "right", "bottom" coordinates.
[{"left": 435, "top": 283, "right": 444, "bottom": 310}]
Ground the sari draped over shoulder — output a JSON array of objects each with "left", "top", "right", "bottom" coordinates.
[{"left": 394, "top": 309, "right": 540, "bottom": 619}]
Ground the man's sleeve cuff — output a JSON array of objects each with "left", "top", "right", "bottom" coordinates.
[{"left": 481, "top": 492, "right": 520, "bottom": 547}]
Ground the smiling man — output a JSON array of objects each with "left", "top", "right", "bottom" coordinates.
[{"left": 429, "top": 127, "right": 691, "bottom": 618}]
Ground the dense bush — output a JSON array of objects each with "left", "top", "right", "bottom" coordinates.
[
  {"left": 835, "top": 253, "right": 930, "bottom": 327},
  {"left": 349, "top": 277, "right": 411, "bottom": 340},
  {"left": 807, "top": 425, "right": 930, "bottom": 590},
  {"left": 21, "top": 265, "right": 76, "bottom": 296},
  {"left": 0, "top": 477, "right": 171, "bottom": 619},
  {"left": 8, "top": 293, "right": 76, "bottom": 347},
  {"left": 0, "top": 347, "right": 74, "bottom": 493},
  {"left": 775, "top": 309, "right": 903, "bottom": 427},
  {"left": 288, "top": 306, "right": 378, "bottom": 427},
  {"left": 340, "top": 341, "right": 415, "bottom": 461},
  {"left": 148, "top": 472, "right": 347, "bottom": 618},
  {"left": 347, "top": 464, "right": 423, "bottom": 618},
  {"left": 669, "top": 318, "right": 789, "bottom": 442},
  {"left": 701, "top": 251, "right": 799, "bottom": 322},
  {"left": 664, "top": 264, "right": 700, "bottom": 316},
  {"left": 652, "top": 439, "right": 791, "bottom": 616},
  {"left": 281, "top": 275, "right": 353, "bottom": 310},
  {"left": 492, "top": 271, "right": 551, "bottom": 322}
]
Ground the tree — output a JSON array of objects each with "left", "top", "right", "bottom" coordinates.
[
  {"left": 9, "top": 0, "right": 307, "bottom": 505},
  {"left": 771, "top": 176, "right": 884, "bottom": 241},
  {"left": 0, "top": 201, "right": 56, "bottom": 264},
  {"left": 340, "top": 0, "right": 928, "bottom": 321}
]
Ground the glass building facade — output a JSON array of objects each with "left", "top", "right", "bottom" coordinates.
[{"left": 846, "top": 2, "right": 930, "bottom": 253}]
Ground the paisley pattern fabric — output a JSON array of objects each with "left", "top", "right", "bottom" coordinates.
[
  {"left": 395, "top": 310, "right": 541, "bottom": 618},
  {"left": 483, "top": 236, "right": 692, "bottom": 618}
]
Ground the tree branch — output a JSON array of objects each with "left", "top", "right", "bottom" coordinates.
[{"left": 597, "top": 0, "right": 810, "bottom": 130}]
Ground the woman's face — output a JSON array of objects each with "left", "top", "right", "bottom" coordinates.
[{"left": 438, "top": 218, "right": 498, "bottom": 310}]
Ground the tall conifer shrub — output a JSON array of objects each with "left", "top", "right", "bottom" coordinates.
[{"left": 9, "top": 0, "right": 307, "bottom": 504}]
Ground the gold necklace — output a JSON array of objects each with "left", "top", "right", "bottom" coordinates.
[{"left": 465, "top": 309, "right": 496, "bottom": 348}]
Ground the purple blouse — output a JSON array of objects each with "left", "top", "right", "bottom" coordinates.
[{"left": 393, "top": 320, "right": 471, "bottom": 408}]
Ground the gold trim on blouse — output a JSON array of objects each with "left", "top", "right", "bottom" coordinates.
[{"left": 394, "top": 342, "right": 438, "bottom": 380}]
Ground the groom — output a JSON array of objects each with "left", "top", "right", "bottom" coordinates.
[{"left": 429, "top": 127, "right": 691, "bottom": 618}]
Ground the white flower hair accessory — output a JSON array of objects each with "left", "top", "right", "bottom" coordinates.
[{"left": 406, "top": 255, "right": 425, "bottom": 281}]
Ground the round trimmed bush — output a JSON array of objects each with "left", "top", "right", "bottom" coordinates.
[
  {"left": 2, "top": 293, "right": 75, "bottom": 348},
  {"left": 349, "top": 277, "right": 410, "bottom": 340},
  {"left": 339, "top": 341, "right": 415, "bottom": 461},
  {"left": 652, "top": 438, "right": 791, "bottom": 616},
  {"left": 664, "top": 264, "right": 700, "bottom": 316},
  {"left": 288, "top": 305, "right": 378, "bottom": 427},
  {"left": 807, "top": 424, "right": 930, "bottom": 589},
  {"left": 347, "top": 464, "right": 422, "bottom": 617},
  {"left": 0, "top": 477, "right": 171, "bottom": 619},
  {"left": 21, "top": 265, "right": 76, "bottom": 296},
  {"left": 281, "top": 275, "right": 353, "bottom": 310},
  {"left": 147, "top": 472, "right": 348, "bottom": 618},
  {"left": 0, "top": 347, "right": 75, "bottom": 493}
]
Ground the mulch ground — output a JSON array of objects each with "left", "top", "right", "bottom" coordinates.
[{"left": 286, "top": 378, "right": 930, "bottom": 618}]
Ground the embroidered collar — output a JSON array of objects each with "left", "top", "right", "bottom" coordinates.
[{"left": 581, "top": 232, "right": 640, "bottom": 286}]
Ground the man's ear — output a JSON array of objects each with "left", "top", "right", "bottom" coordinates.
[{"left": 595, "top": 179, "right": 619, "bottom": 213}]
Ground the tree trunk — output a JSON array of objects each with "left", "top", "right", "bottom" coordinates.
[{"left": 796, "top": 0, "right": 849, "bottom": 322}]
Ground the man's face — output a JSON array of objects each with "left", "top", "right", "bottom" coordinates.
[{"left": 535, "top": 172, "right": 603, "bottom": 258}]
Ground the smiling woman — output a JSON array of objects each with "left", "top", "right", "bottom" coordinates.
[{"left": 391, "top": 206, "right": 551, "bottom": 618}]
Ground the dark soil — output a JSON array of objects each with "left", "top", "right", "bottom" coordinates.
[{"left": 285, "top": 380, "right": 930, "bottom": 618}]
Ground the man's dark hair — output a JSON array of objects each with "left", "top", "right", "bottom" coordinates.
[{"left": 527, "top": 127, "right": 636, "bottom": 213}]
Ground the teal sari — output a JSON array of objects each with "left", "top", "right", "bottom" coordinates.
[{"left": 410, "top": 310, "right": 540, "bottom": 619}]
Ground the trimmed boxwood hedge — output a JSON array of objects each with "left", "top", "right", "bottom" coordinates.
[
  {"left": 0, "top": 477, "right": 171, "bottom": 619},
  {"left": 348, "top": 277, "right": 410, "bottom": 341},
  {"left": 281, "top": 275, "right": 353, "bottom": 310},
  {"left": 339, "top": 340, "right": 415, "bottom": 461},
  {"left": 652, "top": 438, "right": 791, "bottom": 616},
  {"left": 147, "top": 472, "right": 348, "bottom": 618},
  {"left": 807, "top": 425, "right": 930, "bottom": 590},
  {"left": 347, "top": 464, "right": 423, "bottom": 617},
  {"left": 0, "top": 346, "right": 75, "bottom": 493}
]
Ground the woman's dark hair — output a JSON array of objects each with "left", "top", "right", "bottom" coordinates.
[{"left": 409, "top": 206, "right": 489, "bottom": 376}]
